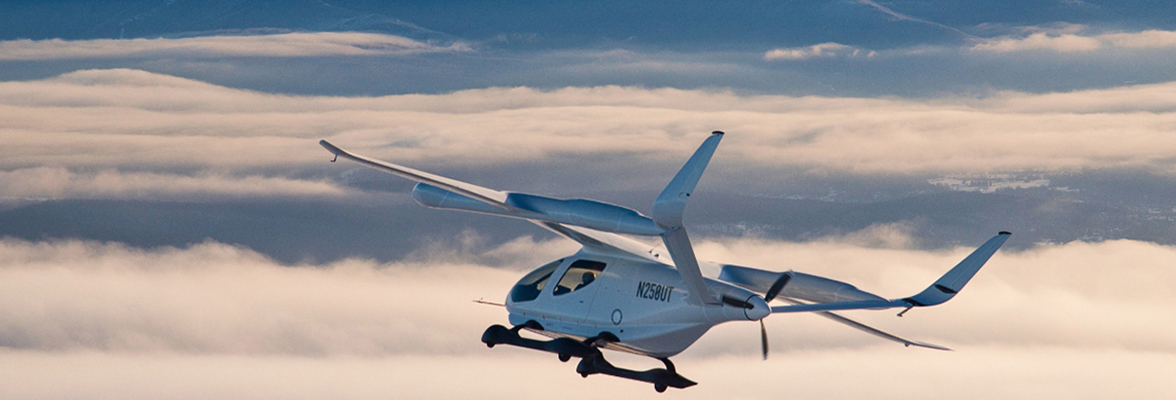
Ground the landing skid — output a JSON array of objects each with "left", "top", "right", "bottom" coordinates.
[
  {"left": 576, "top": 354, "right": 696, "bottom": 392},
  {"left": 481, "top": 323, "right": 697, "bottom": 392},
  {"left": 480, "top": 322, "right": 599, "bottom": 359}
]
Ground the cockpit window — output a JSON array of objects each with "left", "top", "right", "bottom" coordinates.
[
  {"left": 553, "top": 260, "right": 607, "bottom": 296},
  {"left": 509, "top": 259, "right": 563, "bottom": 303}
]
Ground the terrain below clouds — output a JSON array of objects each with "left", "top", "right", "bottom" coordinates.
[{"left": 5, "top": 182, "right": 1176, "bottom": 264}]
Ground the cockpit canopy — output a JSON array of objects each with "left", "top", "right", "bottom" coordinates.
[
  {"left": 509, "top": 258, "right": 608, "bottom": 302},
  {"left": 553, "top": 260, "right": 606, "bottom": 296},
  {"left": 510, "top": 258, "right": 562, "bottom": 303}
]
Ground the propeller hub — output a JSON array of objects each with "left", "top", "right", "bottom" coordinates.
[{"left": 744, "top": 295, "right": 770, "bottom": 321}]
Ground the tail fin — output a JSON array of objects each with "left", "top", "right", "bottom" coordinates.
[
  {"left": 650, "top": 131, "right": 724, "bottom": 229},
  {"left": 904, "top": 232, "right": 1011, "bottom": 307},
  {"left": 652, "top": 131, "right": 725, "bottom": 305}
]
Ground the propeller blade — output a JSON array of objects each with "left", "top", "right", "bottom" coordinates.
[
  {"left": 760, "top": 319, "right": 769, "bottom": 360},
  {"left": 763, "top": 272, "right": 792, "bottom": 303}
]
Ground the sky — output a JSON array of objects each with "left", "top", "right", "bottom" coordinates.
[{"left": 1, "top": 1, "right": 1175, "bottom": 399}]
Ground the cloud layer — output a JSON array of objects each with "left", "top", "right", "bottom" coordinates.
[
  {"left": 0, "top": 237, "right": 1172, "bottom": 399},
  {"left": 0, "top": 32, "right": 470, "bottom": 61},
  {"left": 3, "top": 68, "right": 1176, "bottom": 202},
  {"left": 972, "top": 27, "right": 1176, "bottom": 53},
  {"left": 0, "top": 167, "right": 345, "bottom": 200}
]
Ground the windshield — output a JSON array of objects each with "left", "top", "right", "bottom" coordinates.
[
  {"left": 509, "top": 258, "right": 563, "bottom": 303},
  {"left": 553, "top": 259, "right": 607, "bottom": 296}
]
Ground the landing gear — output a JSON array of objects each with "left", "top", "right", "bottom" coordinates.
[
  {"left": 481, "top": 322, "right": 598, "bottom": 360},
  {"left": 575, "top": 353, "right": 696, "bottom": 392},
  {"left": 659, "top": 357, "right": 676, "bottom": 373},
  {"left": 481, "top": 323, "right": 697, "bottom": 392},
  {"left": 653, "top": 358, "right": 677, "bottom": 392}
]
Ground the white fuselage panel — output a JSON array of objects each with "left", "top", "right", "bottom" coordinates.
[{"left": 506, "top": 251, "right": 765, "bottom": 357}]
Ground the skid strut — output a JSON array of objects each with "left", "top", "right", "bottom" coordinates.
[
  {"left": 481, "top": 323, "right": 696, "bottom": 393},
  {"left": 481, "top": 322, "right": 600, "bottom": 360}
]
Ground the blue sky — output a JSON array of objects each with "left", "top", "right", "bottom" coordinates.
[{"left": 3, "top": 1, "right": 1176, "bottom": 96}]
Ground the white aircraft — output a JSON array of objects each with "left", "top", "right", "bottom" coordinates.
[{"left": 319, "top": 132, "right": 1009, "bottom": 392}]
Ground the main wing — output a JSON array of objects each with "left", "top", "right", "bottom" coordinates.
[
  {"left": 319, "top": 140, "right": 662, "bottom": 260},
  {"left": 321, "top": 136, "right": 726, "bottom": 305}
]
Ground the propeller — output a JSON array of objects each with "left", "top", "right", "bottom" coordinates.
[
  {"left": 759, "top": 318, "right": 769, "bottom": 360},
  {"left": 721, "top": 293, "right": 773, "bottom": 360},
  {"left": 758, "top": 272, "right": 793, "bottom": 360}
]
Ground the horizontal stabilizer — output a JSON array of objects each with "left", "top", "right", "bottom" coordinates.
[
  {"left": 768, "top": 232, "right": 1010, "bottom": 314},
  {"left": 719, "top": 266, "right": 886, "bottom": 304},
  {"left": 770, "top": 299, "right": 902, "bottom": 313}
]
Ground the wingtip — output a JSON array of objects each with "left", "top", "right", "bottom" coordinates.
[
  {"left": 998, "top": 231, "right": 1012, "bottom": 236},
  {"left": 711, "top": 130, "right": 725, "bottom": 135},
  {"left": 911, "top": 341, "right": 953, "bottom": 351},
  {"left": 319, "top": 139, "right": 342, "bottom": 154}
]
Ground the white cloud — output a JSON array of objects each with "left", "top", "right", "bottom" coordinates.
[
  {"left": 0, "top": 237, "right": 1173, "bottom": 399},
  {"left": 3, "top": 348, "right": 1171, "bottom": 400},
  {"left": 5, "top": 69, "right": 1176, "bottom": 202},
  {"left": 0, "top": 32, "right": 470, "bottom": 61},
  {"left": 1098, "top": 29, "right": 1176, "bottom": 49},
  {"left": 764, "top": 42, "right": 876, "bottom": 60},
  {"left": 971, "top": 28, "right": 1176, "bottom": 53},
  {"left": 544, "top": 48, "right": 750, "bottom": 75},
  {"left": 0, "top": 167, "right": 347, "bottom": 200},
  {"left": 971, "top": 32, "right": 1102, "bottom": 53}
]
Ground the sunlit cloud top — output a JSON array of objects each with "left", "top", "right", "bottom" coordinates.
[
  {"left": 4, "top": 69, "right": 1176, "bottom": 176},
  {"left": 971, "top": 27, "right": 1176, "bottom": 53},
  {"left": 0, "top": 32, "right": 470, "bottom": 61},
  {"left": 763, "top": 43, "right": 877, "bottom": 60}
]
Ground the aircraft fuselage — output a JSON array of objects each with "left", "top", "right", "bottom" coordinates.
[{"left": 506, "top": 250, "right": 769, "bottom": 358}]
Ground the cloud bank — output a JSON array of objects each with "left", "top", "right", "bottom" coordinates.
[
  {"left": 3, "top": 69, "right": 1176, "bottom": 201},
  {"left": 0, "top": 167, "right": 346, "bottom": 200},
  {"left": 0, "top": 237, "right": 1172, "bottom": 399},
  {"left": 5, "top": 70, "right": 1176, "bottom": 168},
  {"left": 972, "top": 27, "right": 1176, "bottom": 53},
  {"left": 0, "top": 32, "right": 470, "bottom": 61}
]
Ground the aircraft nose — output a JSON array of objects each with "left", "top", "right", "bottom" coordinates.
[{"left": 744, "top": 295, "right": 770, "bottom": 321}]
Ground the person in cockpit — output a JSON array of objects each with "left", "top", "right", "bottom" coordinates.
[{"left": 575, "top": 272, "right": 596, "bottom": 291}]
